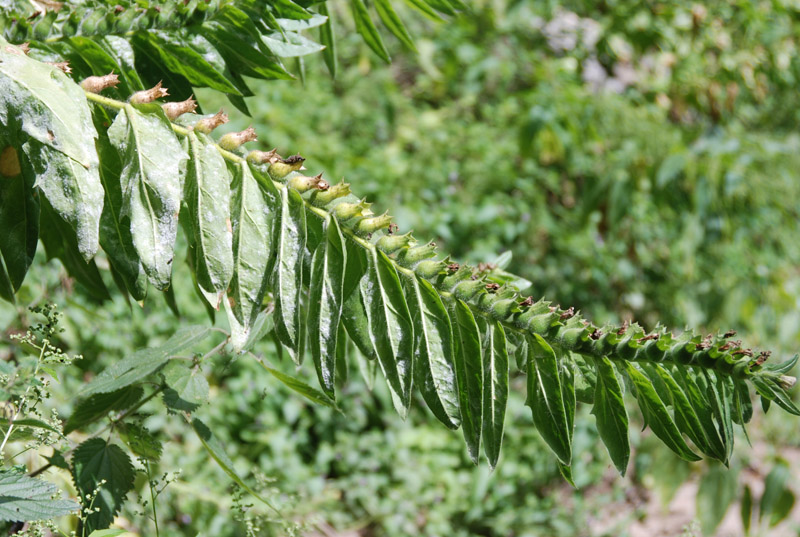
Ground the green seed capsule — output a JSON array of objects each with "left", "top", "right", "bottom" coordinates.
[
  {"left": 355, "top": 212, "right": 392, "bottom": 234},
  {"left": 414, "top": 260, "right": 446, "bottom": 279},
  {"left": 311, "top": 181, "right": 350, "bottom": 206},
  {"left": 398, "top": 242, "right": 437, "bottom": 266},
  {"left": 376, "top": 232, "right": 414, "bottom": 254}
]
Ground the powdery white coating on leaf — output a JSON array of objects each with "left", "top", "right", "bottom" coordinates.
[
  {"left": 0, "top": 38, "right": 103, "bottom": 259},
  {"left": 108, "top": 104, "right": 187, "bottom": 290}
]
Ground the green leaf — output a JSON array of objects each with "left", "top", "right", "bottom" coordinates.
[
  {"left": 704, "top": 372, "right": 735, "bottom": 462},
  {"left": 262, "top": 31, "right": 325, "bottom": 58},
  {"left": 0, "top": 137, "right": 38, "bottom": 292},
  {"left": 697, "top": 462, "right": 739, "bottom": 535},
  {"left": 87, "top": 529, "right": 127, "bottom": 537},
  {"left": 526, "top": 334, "right": 571, "bottom": 464},
  {"left": 107, "top": 103, "right": 187, "bottom": 290},
  {"left": 242, "top": 308, "right": 275, "bottom": 353},
  {"left": 185, "top": 131, "right": 234, "bottom": 309},
  {"left": 226, "top": 163, "right": 279, "bottom": 350},
  {"left": 623, "top": 362, "right": 701, "bottom": 462},
  {"left": 0, "top": 38, "right": 103, "bottom": 260},
  {"left": 672, "top": 366, "right": 727, "bottom": 462},
  {"left": 481, "top": 321, "right": 508, "bottom": 468},
  {"left": 308, "top": 216, "right": 347, "bottom": 398},
  {"left": 373, "top": 0, "right": 417, "bottom": 51},
  {"left": 591, "top": 357, "right": 630, "bottom": 475},
  {"left": 741, "top": 485, "right": 753, "bottom": 535},
  {"left": 361, "top": 248, "right": 415, "bottom": 416},
  {"left": 0, "top": 469, "right": 77, "bottom": 522},
  {"left": 402, "top": 0, "right": 446, "bottom": 21},
  {"left": 191, "top": 418, "right": 280, "bottom": 511},
  {"left": 64, "top": 386, "right": 143, "bottom": 434},
  {"left": 98, "top": 36, "right": 145, "bottom": 92},
  {"left": 350, "top": 0, "right": 391, "bottom": 63},
  {"left": 273, "top": 185, "right": 307, "bottom": 362},
  {"left": 405, "top": 274, "right": 460, "bottom": 429},
  {"left": 451, "top": 299, "right": 483, "bottom": 463},
  {"left": 0, "top": 253, "right": 14, "bottom": 304},
  {"left": 202, "top": 18, "right": 292, "bottom": 81},
  {"left": 257, "top": 362, "right": 339, "bottom": 410},
  {"left": 83, "top": 326, "right": 211, "bottom": 395},
  {"left": 117, "top": 422, "right": 163, "bottom": 461},
  {"left": 276, "top": 14, "right": 329, "bottom": 31},
  {"left": 162, "top": 360, "right": 209, "bottom": 412},
  {"left": 752, "top": 376, "right": 800, "bottom": 416},
  {"left": 71, "top": 439, "right": 135, "bottom": 533},
  {"left": 39, "top": 199, "right": 110, "bottom": 302},
  {"left": 317, "top": 3, "right": 338, "bottom": 77}
]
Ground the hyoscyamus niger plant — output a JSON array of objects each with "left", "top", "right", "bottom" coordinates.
[{"left": 0, "top": 0, "right": 798, "bottom": 533}]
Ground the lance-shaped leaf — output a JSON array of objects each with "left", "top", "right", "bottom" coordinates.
[
  {"left": 526, "top": 334, "right": 571, "bottom": 465},
  {"left": 374, "top": 0, "right": 417, "bottom": 51},
  {"left": 405, "top": 274, "right": 460, "bottom": 429},
  {"left": 350, "top": 0, "right": 391, "bottom": 63},
  {"left": 71, "top": 439, "right": 135, "bottom": 533},
  {"left": 0, "top": 138, "right": 38, "bottom": 293},
  {"left": 451, "top": 299, "right": 483, "bottom": 462},
  {"left": 226, "top": 163, "right": 279, "bottom": 350},
  {"left": 308, "top": 216, "right": 347, "bottom": 398},
  {"left": 272, "top": 185, "right": 307, "bottom": 362},
  {"left": 361, "top": 248, "right": 415, "bottom": 416},
  {"left": 673, "top": 366, "right": 727, "bottom": 461},
  {"left": 0, "top": 470, "right": 77, "bottom": 522},
  {"left": 624, "top": 362, "right": 701, "bottom": 462},
  {"left": 318, "top": 3, "right": 338, "bottom": 77},
  {"left": 482, "top": 321, "right": 508, "bottom": 467},
  {"left": 0, "top": 39, "right": 103, "bottom": 260},
  {"left": 591, "top": 357, "right": 630, "bottom": 475},
  {"left": 185, "top": 131, "right": 233, "bottom": 309},
  {"left": 107, "top": 103, "right": 187, "bottom": 290}
]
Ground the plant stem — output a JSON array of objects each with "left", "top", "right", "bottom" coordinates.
[
  {"left": 0, "top": 340, "right": 46, "bottom": 458},
  {"left": 145, "top": 458, "right": 160, "bottom": 537}
]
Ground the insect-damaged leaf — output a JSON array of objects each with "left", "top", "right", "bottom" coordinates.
[
  {"left": 526, "top": 334, "right": 571, "bottom": 465},
  {"left": 405, "top": 274, "right": 460, "bottom": 429},
  {"left": 451, "top": 299, "right": 482, "bottom": 463},
  {"left": 185, "top": 130, "right": 233, "bottom": 309},
  {"left": 273, "top": 185, "right": 307, "bottom": 362},
  {"left": 0, "top": 38, "right": 103, "bottom": 260},
  {"left": 107, "top": 103, "right": 187, "bottom": 290},
  {"left": 225, "top": 163, "right": 279, "bottom": 350},
  {"left": 308, "top": 216, "right": 347, "bottom": 398},
  {"left": 361, "top": 248, "right": 414, "bottom": 417},
  {"left": 482, "top": 321, "right": 508, "bottom": 468}
]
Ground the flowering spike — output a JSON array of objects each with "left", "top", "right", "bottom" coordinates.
[
  {"left": 80, "top": 72, "right": 120, "bottom": 94},
  {"left": 195, "top": 109, "right": 228, "bottom": 134},
  {"left": 161, "top": 96, "right": 197, "bottom": 120},
  {"left": 219, "top": 127, "right": 257, "bottom": 151},
  {"left": 268, "top": 154, "right": 306, "bottom": 181},
  {"left": 130, "top": 81, "right": 169, "bottom": 104},
  {"left": 246, "top": 148, "right": 280, "bottom": 165},
  {"left": 311, "top": 180, "right": 350, "bottom": 206},
  {"left": 288, "top": 172, "right": 329, "bottom": 193}
]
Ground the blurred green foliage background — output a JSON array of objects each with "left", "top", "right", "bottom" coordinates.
[{"left": 4, "top": 0, "right": 800, "bottom": 535}]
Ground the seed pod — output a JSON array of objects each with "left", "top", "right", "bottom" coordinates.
[
  {"left": 377, "top": 232, "right": 414, "bottom": 254},
  {"left": 442, "top": 265, "right": 473, "bottom": 289},
  {"left": 246, "top": 148, "right": 280, "bottom": 165},
  {"left": 219, "top": 127, "right": 257, "bottom": 151},
  {"left": 268, "top": 154, "right": 305, "bottom": 181},
  {"left": 16, "top": 42, "right": 30, "bottom": 55},
  {"left": 398, "top": 242, "right": 437, "bottom": 265},
  {"left": 311, "top": 180, "right": 350, "bottom": 206},
  {"left": 161, "top": 96, "right": 197, "bottom": 120},
  {"left": 288, "top": 172, "right": 328, "bottom": 193},
  {"left": 195, "top": 109, "right": 228, "bottom": 134},
  {"left": 415, "top": 259, "right": 446, "bottom": 279},
  {"left": 355, "top": 212, "right": 392, "bottom": 234},
  {"left": 130, "top": 81, "right": 169, "bottom": 104},
  {"left": 80, "top": 73, "right": 120, "bottom": 94},
  {"left": 453, "top": 279, "right": 486, "bottom": 301},
  {"left": 332, "top": 199, "right": 370, "bottom": 220},
  {"left": 46, "top": 61, "right": 71, "bottom": 73}
]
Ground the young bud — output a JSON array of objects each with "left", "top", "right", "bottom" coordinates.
[
  {"left": 415, "top": 259, "right": 446, "bottom": 279},
  {"left": 47, "top": 61, "right": 71, "bottom": 73},
  {"left": 355, "top": 212, "right": 392, "bottom": 234},
  {"left": 311, "top": 180, "right": 350, "bottom": 206},
  {"left": 268, "top": 154, "right": 305, "bottom": 181},
  {"left": 161, "top": 96, "right": 197, "bottom": 120},
  {"left": 453, "top": 279, "right": 486, "bottom": 301},
  {"left": 377, "top": 232, "right": 414, "bottom": 254},
  {"left": 246, "top": 148, "right": 280, "bottom": 165},
  {"left": 80, "top": 72, "right": 120, "bottom": 93},
  {"left": 130, "top": 81, "right": 169, "bottom": 104},
  {"left": 779, "top": 375, "right": 797, "bottom": 390},
  {"left": 195, "top": 109, "right": 228, "bottom": 134},
  {"left": 333, "top": 199, "right": 370, "bottom": 220},
  {"left": 288, "top": 172, "right": 328, "bottom": 193},
  {"left": 219, "top": 127, "right": 257, "bottom": 151},
  {"left": 398, "top": 242, "right": 437, "bottom": 265}
]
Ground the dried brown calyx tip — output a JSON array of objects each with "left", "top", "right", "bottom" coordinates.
[
  {"left": 195, "top": 109, "right": 228, "bottom": 134},
  {"left": 754, "top": 351, "right": 772, "bottom": 366},
  {"left": 114, "top": 4, "right": 124, "bottom": 13},
  {"left": 162, "top": 96, "right": 197, "bottom": 120},
  {"left": 485, "top": 282, "right": 500, "bottom": 292},
  {"left": 719, "top": 339, "right": 742, "bottom": 352},
  {"left": 518, "top": 296, "right": 534, "bottom": 308},
  {"left": 219, "top": 126, "right": 257, "bottom": 151},
  {"left": 732, "top": 348, "right": 754, "bottom": 357},
  {"left": 246, "top": 148, "right": 280, "bottom": 165},
  {"left": 387, "top": 222, "right": 399, "bottom": 235},
  {"left": 589, "top": 328, "right": 603, "bottom": 340},
  {"left": 697, "top": 334, "right": 714, "bottom": 351},
  {"left": 17, "top": 42, "right": 30, "bottom": 54},
  {"left": 476, "top": 262, "right": 497, "bottom": 273},
  {"left": 130, "top": 81, "right": 169, "bottom": 104},
  {"left": 47, "top": 61, "right": 71, "bottom": 73},
  {"left": 447, "top": 263, "right": 460, "bottom": 273},
  {"left": 559, "top": 307, "right": 575, "bottom": 321},
  {"left": 80, "top": 72, "right": 120, "bottom": 94},
  {"left": 616, "top": 320, "right": 629, "bottom": 335},
  {"left": 638, "top": 333, "right": 659, "bottom": 343},
  {"left": 283, "top": 154, "right": 305, "bottom": 165},
  {"left": 723, "top": 329, "right": 737, "bottom": 338}
]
